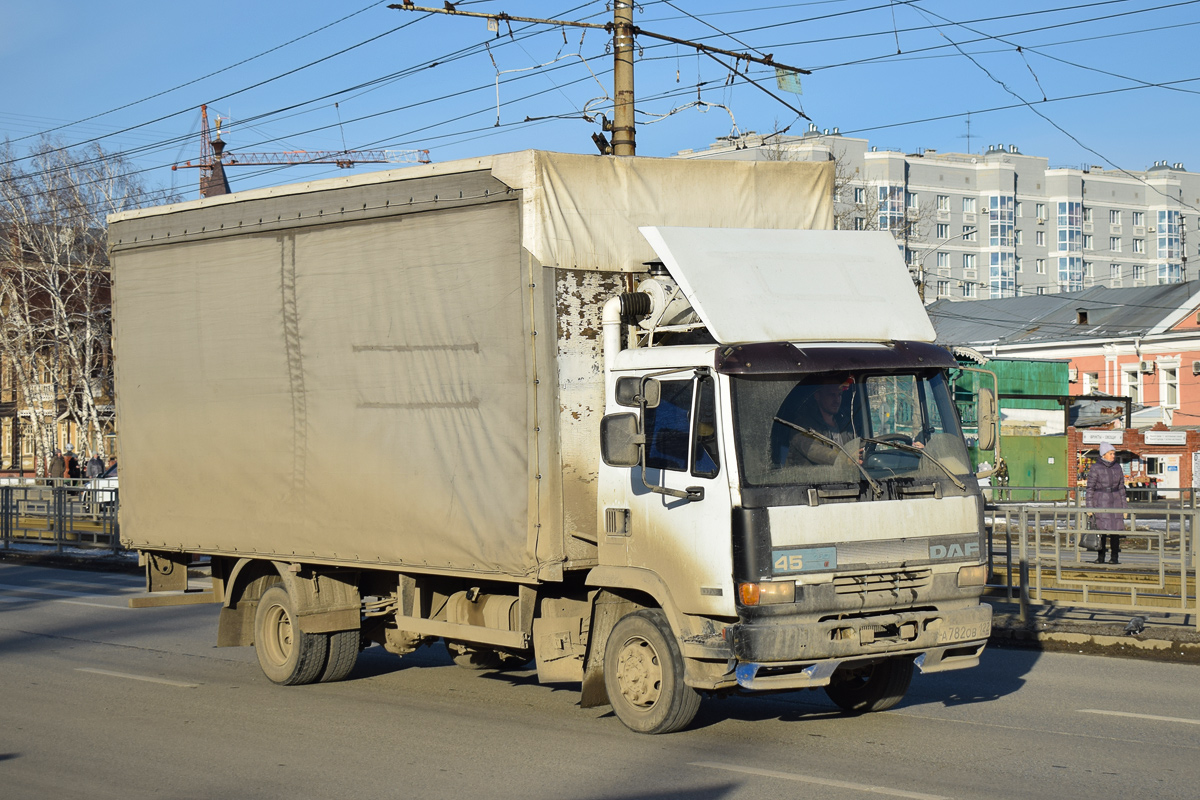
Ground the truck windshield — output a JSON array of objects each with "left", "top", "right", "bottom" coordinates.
[{"left": 730, "top": 371, "right": 971, "bottom": 489}]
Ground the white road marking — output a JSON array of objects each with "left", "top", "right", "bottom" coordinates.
[
  {"left": 1080, "top": 709, "right": 1200, "bottom": 726},
  {"left": 76, "top": 668, "right": 199, "bottom": 688},
  {"left": 691, "top": 762, "right": 949, "bottom": 800},
  {"left": 56, "top": 600, "right": 132, "bottom": 610}
]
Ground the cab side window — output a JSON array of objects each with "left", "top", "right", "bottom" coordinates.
[
  {"left": 692, "top": 375, "right": 720, "bottom": 478},
  {"left": 645, "top": 380, "right": 693, "bottom": 472}
]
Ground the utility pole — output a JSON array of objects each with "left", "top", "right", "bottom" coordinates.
[
  {"left": 612, "top": 1, "right": 635, "bottom": 156},
  {"left": 390, "top": 3, "right": 808, "bottom": 157}
]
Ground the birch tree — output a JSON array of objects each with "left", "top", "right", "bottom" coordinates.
[{"left": 0, "top": 137, "right": 177, "bottom": 473}]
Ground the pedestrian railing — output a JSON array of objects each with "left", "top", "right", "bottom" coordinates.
[
  {"left": 986, "top": 486, "right": 1197, "bottom": 630},
  {"left": 0, "top": 477, "right": 120, "bottom": 553}
]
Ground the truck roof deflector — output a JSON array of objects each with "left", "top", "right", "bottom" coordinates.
[{"left": 637, "top": 227, "right": 937, "bottom": 345}]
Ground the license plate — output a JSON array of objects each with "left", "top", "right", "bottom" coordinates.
[{"left": 935, "top": 621, "right": 991, "bottom": 644}]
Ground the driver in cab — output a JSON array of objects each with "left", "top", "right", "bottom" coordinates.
[{"left": 786, "top": 374, "right": 860, "bottom": 466}]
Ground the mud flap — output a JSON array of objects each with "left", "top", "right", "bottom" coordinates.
[{"left": 580, "top": 592, "right": 638, "bottom": 708}]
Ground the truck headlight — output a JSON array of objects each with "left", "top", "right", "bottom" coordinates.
[
  {"left": 957, "top": 564, "right": 988, "bottom": 588},
  {"left": 738, "top": 581, "right": 796, "bottom": 606}
]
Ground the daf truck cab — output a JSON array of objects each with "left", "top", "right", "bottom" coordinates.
[{"left": 593, "top": 227, "right": 992, "bottom": 732}]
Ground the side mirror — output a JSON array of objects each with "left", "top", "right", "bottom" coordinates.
[
  {"left": 614, "top": 376, "right": 661, "bottom": 409},
  {"left": 977, "top": 387, "right": 997, "bottom": 451},
  {"left": 600, "top": 413, "right": 642, "bottom": 467}
]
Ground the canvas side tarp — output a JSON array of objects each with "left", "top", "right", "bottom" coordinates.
[{"left": 113, "top": 199, "right": 546, "bottom": 577}]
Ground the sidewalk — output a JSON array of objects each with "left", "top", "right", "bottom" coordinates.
[{"left": 987, "top": 598, "right": 1200, "bottom": 664}]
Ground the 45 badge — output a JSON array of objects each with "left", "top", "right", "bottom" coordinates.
[{"left": 771, "top": 546, "right": 837, "bottom": 574}]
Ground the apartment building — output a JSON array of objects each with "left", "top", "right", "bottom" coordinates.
[{"left": 676, "top": 126, "right": 1197, "bottom": 301}]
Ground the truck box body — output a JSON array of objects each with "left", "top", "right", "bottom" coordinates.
[{"left": 109, "top": 151, "right": 833, "bottom": 582}]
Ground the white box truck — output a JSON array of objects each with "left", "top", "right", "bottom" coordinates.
[{"left": 109, "top": 151, "right": 994, "bottom": 734}]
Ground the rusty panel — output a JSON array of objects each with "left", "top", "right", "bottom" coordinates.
[{"left": 555, "top": 269, "right": 623, "bottom": 545}]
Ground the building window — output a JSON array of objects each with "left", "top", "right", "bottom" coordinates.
[
  {"left": 937, "top": 280, "right": 949, "bottom": 296},
  {"left": 854, "top": 216, "right": 865, "bottom": 230},
  {"left": 878, "top": 185, "right": 904, "bottom": 231},
  {"left": 990, "top": 251, "right": 1016, "bottom": 298},
  {"left": 1083, "top": 207, "right": 1093, "bottom": 223},
  {"left": 1016, "top": 201, "right": 1024, "bottom": 217},
  {"left": 1015, "top": 256, "right": 1023, "bottom": 272},
  {"left": 1158, "top": 209, "right": 1181, "bottom": 264},
  {"left": 1036, "top": 258, "right": 1046, "bottom": 274},
  {"left": 1158, "top": 262, "right": 1183, "bottom": 284},
  {"left": 1058, "top": 255, "right": 1083, "bottom": 292},
  {"left": 1110, "top": 237, "right": 1121, "bottom": 252},
  {"left": 936, "top": 251, "right": 950, "bottom": 269},
  {"left": 1036, "top": 286, "right": 1046, "bottom": 295},
  {"left": 963, "top": 253, "right": 977, "bottom": 270},
  {"left": 1036, "top": 230, "right": 1045, "bottom": 246},
  {"left": 1133, "top": 211, "right": 1144, "bottom": 227},
  {"left": 1133, "top": 264, "right": 1145, "bottom": 281},
  {"left": 1122, "top": 366, "right": 1140, "bottom": 405},
  {"left": 1110, "top": 209, "right": 1122, "bottom": 225},
  {"left": 1133, "top": 238, "right": 1145, "bottom": 254},
  {"left": 963, "top": 225, "right": 977, "bottom": 241},
  {"left": 937, "top": 194, "right": 949, "bottom": 212},
  {"left": 961, "top": 282, "right": 977, "bottom": 298},
  {"left": 906, "top": 191, "right": 918, "bottom": 209},
  {"left": 1084, "top": 372, "right": 1100, "bottom": 395},
  {"left": 989, "top": 194, "right": 1014, "bottom": 247},
  {"left": 1110, "top": 263, "right": 1122, "bottom": 284},
  {"left": 1083, "top": 234, "right": 1093, "bottom": 250},
  {"left": 936, "top": 223, "right": 949, "bottom": 239},
  {"left": 963, "top": 197, "right": 977, "bottom": 214},
  {"left": 1016, "top": 229, "right": 1023, "bottom": 245},
  {"left": 1164, "top": 367, "right": 1179, "bottom": 408},
  {"left": 854, "top": 187, "right": 866, "bottom": 204},
  {"left": 1085, "top": 261, "right": 1094, "bottom": 277}
]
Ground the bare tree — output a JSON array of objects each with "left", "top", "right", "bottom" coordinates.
[{"left": 0, "top": 137, "right": 177, "bottom": 473}]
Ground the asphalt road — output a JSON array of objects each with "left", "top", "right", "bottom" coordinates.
[{"left": 1, "top": 562, "right": 1198, "bottom": 800}]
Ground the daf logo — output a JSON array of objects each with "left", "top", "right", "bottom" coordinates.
[{"left": 929, "top": 541, "right": 979, "bottom": 559}]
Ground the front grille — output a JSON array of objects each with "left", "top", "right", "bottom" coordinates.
[{"left": 833, "top": 568, "right": 932, "bottom": 597}]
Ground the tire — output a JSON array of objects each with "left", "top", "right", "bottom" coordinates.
[
  {"left": 253, "top": 585, "right": 329, "bottom": 685},
  {"left": 603, "top": 609, "right": 701, "bottom": 735},
  {"left": 824, "top": 657, "right": 913, "bottom": 713},
  {"left": 319, "top": 630, "right": 361, "bottom": 683}
]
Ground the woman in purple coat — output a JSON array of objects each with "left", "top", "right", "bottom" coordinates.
[{"left": 1087, "top": 442, "right": 1128, "bottom": 564}]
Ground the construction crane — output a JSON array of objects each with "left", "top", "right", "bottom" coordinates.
[{"left": 173, "top": 105, "right": 431, "bottom": 198}]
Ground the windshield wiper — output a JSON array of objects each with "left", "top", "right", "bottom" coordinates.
[
  {"left": 773, "top": 417, "right": 883, "bottom": 496},
  {"left": 859, "top": 437, "right": 967, "bottom": 490}
]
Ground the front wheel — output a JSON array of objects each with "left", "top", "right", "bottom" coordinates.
[
  {"left": 603, "top": 610, "right": 701, "bottom": 734},
  {"left": 254, "top": 585, "right": 329, "bottom": 685},
  {"left": 824, "top": 657, "right": 913, "bottom": 713}
]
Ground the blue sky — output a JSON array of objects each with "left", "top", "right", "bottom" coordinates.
[{"left": 3, "top": 1, "right": 1196, "bottom": 197}]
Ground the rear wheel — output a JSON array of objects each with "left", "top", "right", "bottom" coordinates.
[
  {"left": 254, "top": 585, "right": 328, "bottom": 685},
  {"left": 603, "top": 610, "right": 701, "bottom": 735},
  {"left": 824, "top": 657, "right": 913, "bottom": 713},
  {"left": 319, "top": 630, "right": 361, "bottom": 683}
]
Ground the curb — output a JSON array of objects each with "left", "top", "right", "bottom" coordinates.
[{"left": 989, "top": 619, "right": 1200, "bottom": 664}]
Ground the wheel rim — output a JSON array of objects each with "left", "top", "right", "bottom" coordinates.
[
  {"left": 615, "top": 635, "right": 662, "bottom": 708},
  {"left": 261, "top": 602, "right": 294, "bottom": 668}
]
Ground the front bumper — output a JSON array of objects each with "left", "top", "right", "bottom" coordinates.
[{"left": 727, "top": 602, "right": 992, "bottom": 691}]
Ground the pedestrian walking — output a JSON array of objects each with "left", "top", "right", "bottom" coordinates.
[
  {"left": 86, "top": 453, "right": 105, "bottom": 479},
  {"left": 1087, "top": 442, "right": 1128, "bottom": 564}
]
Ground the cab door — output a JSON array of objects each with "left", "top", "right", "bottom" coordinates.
[{"left": 620, "top": 372, "right": 734, "bottom": 617}]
